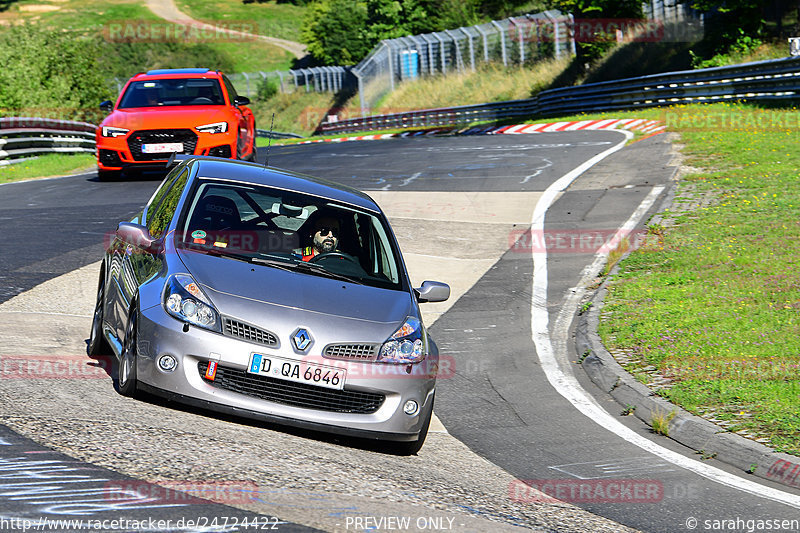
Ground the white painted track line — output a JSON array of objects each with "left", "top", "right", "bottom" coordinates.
[{"left": 528, "top": 131, "right": 800, "bottom": 509}]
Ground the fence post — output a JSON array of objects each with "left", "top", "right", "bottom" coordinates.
[
  {"left": 276, "top": 71, "right": 285, "bottom": 93},
  {"left": 474, "top": 25, "right": 489, "bottom": 63},
  {"left": 241, "top": 72, "right": 250, "bottom": 97},
  {"left": 385, "top": 42, "right": 395, "bottom": 92},
  {"left": 461, "top": 28, "right": 475, "bottom": 71},
  {"left": 544, "top": 11, "right": 562, "bottom": 60},
  {"left": 434, "top": 32, "right": 447, "bottom": 74},
  {"left": 491, "top": 21, "right": 507, "bottom": 66},
  {"left": 421, "top": 34, "right": 436, "bottom": 74},
  {"left": 444, "top": 30, "right": 462, "bottom": 72}
]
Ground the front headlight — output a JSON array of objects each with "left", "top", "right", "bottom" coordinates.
[
  {"left": 196, "top": 121, "right": 228, "bottom": 134},
  {"left": 101, "top": 126, "right": 129, "bottom": 138},
  {"left": 377, "top": 316, "right": 427, "bottom": 364},
  {"left": 163, "top": 274, "right": 221, "bottom": 332}
]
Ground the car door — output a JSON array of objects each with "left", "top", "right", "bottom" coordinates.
[{"left": 109, "top": 167, "right": 189, "bottom": 341}]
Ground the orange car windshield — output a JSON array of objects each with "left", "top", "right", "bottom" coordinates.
[{"left": 118, "top": 79, "right": 225, "bottom": 108}]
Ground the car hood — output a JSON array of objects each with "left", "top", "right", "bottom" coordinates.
[
  {"left": 177, "top": 249, "right": 413, "bottom": 327},
  {"left": 101, "top": 107, "right": 231, "bottom": 131}
]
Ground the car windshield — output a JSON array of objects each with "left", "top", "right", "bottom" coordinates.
[
  {"left": 175, "top": 179, "right": 405, "bottom": 291},
  {"left": 118, "top": 78, "right": 225, "bottom": 108}
]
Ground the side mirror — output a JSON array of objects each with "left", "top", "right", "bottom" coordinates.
[
  {"left": 415, "top": 281, "right": 450, "bottom": 303},
  {"left": 116, "top": 222, "right": 160, "bottom": 254},
  {"left": 233, "top": 96, "right": 250, "bottom": 107},
  {"left": 99, "top": 100, "right": 113, "bottom": 112}
]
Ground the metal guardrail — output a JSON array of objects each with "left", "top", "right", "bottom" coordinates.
[
  {"left": 0, "top": 117, "right": 96, "bottom": 165},
  {"left": 319, "top": 55, "right": 800, "bottom": 134},
  {"left": 536, "top": 55, "right": 800, "bottom": 116},
  {"left": 319, "top": 98, "right": 538, "bottom": 134},
  {"left": 0, "top": 119, "right": 307, "bottom": 165},
  {"left": 255, "top": 129, "right": 303, "bottom": 140}
]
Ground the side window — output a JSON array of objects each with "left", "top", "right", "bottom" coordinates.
[
  {"left": 144, "top": 165, "right": 182, "bottom": 221},
  {"left": 221, "top": 75, "right": 238, "bottom": 104},
  {"left": 147, "top": 168, "right": 189, "bottom": 239}
]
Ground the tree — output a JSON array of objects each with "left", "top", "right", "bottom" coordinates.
[
  {"left": 0, "top": 24, "right": 107, "bottom": 120},
  {"left": 551, "top": 0, "right": 643, "bottom": 65},
  {"left": 301, "top": 0, "right": 371, "bottom": 65}
]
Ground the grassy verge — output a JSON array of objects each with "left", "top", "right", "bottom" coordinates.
[
  {"left": 174, "top": 0, "right": 305, "bottom": 42},
  {"left": 377, "top": 59, "right": 571, "bottom": 111},
  {"left": 0, "top": 0, "right": 294, "bottom": 73},
  {"left": 598, "top": 102, "right": 800, "bottom": 455},
  {"left": 0, "top": 153, "right": 95, "bottom": 184}
]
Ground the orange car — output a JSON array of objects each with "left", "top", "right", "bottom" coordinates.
[{"left": 96, "top": 68, "right": 256, "bottom": 180}]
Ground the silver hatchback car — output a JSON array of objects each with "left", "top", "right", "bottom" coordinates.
[{"left": 88, "top": 155, "right": 450, "bottom": 453}]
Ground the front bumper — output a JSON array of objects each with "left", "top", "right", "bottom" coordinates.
[
  {"left": 96, "top": 129, "right": 236, "bottom": 172},
  {"left": 134, "top": 303, "right": 437, "bottom": 440}
]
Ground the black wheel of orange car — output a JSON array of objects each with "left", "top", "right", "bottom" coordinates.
[
  {"left": 97, "top": 170, "right": 121, "bottom": 182},
  {"left": 87, "top": 270, "right": 111, "bottom": 357},
  {"left": 245, "top": 138, "right": 257, "bottom": 162},
  {"left": 117, "top": 307, "right": 139, "bottom": 398},
  {"left": 394, "top": 393, "right": 434, "bottom": 456}
]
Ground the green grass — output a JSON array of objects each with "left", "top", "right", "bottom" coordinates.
[
  {"left": 174, "top": 0, "right": 305, "bottom": 42},
  {"left": 0, "top": 0, "right": 294, "bottom": 73},
  {"left": 379, "top": 59, "right": 571, "bottom": 111},
  {"left": 598, "top": 102, "right": 800, "bottom": 456},
  {"left": 0, "top": 153, "right": 95, "bottom": 183}
]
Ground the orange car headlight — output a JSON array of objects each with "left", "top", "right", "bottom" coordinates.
[
  {"left": 196, "top": 121, "right": 229, "bottom": 134},
  {"left": 101, "top": 126, "right": 129, "bottom": 138}
]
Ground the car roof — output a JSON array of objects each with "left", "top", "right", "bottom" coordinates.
[
  {"left": 188, "top": 158, "right": 382, "bottom": 213},
  {"left": 144, "top": 68, "right": 215, "bottom": 76}
]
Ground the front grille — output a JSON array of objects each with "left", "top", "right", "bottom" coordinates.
[
  {"left": 127, "top": 129, "right": 198, "bottom": 161},
  {"left": 198, "top": 362, "right": 385, "bottom": 414},
  {"left": 324, "top": 344, "right": 380, "bottom": 361},
  {"left": 223, "top": 318, "right": 278, "bottom": 347}
]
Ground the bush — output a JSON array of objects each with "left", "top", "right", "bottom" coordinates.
[
  {"left": 256, "top": 78, "right": 279, "bottom": 101},
  {"left": 0, "top": 24, "right": 107, "bottom": 121}
]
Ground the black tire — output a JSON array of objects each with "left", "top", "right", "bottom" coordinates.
[
  {"left": 246, "top": 142, "right": 257, "bottom": 162},
  {"left": 117, "top": 307, "right": 139, "bottom": 398},
  {"left": 87, "top": 271, "right": 112, "bottom": 356},
  {"left": 394, "top": 393, "right": 434, "bottom": 456},
  {"left": 97, "top": 170, "right": 121, "bottom": 182}
]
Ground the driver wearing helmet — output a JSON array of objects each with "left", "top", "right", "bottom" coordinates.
[{"left": 301, "top": 216, "right": 340, "bottom": 262}]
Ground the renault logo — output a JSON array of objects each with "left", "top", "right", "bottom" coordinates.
[{"left": 292, "top": 328, "right": 312, "bottom": 352}]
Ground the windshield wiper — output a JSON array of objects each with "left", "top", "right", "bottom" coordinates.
[
  {"left": 187, "top": 245, "right": 268, "bottom": 266},
  {"left": 290, "top": 261, "right": 365, "bottom": 285},
  {"left": 220, "top": 253, "right": 364, "bottom": 285},
  {"left": 249, "top": 256, "right": 298, "bottom": 273}
]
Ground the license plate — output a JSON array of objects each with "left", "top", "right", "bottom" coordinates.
[
  {"left": 141, "top": 142, "right": 183, "bottom": 154},
  {"left": 248, "top": 353, "right": 345, "bottom": 390}
]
